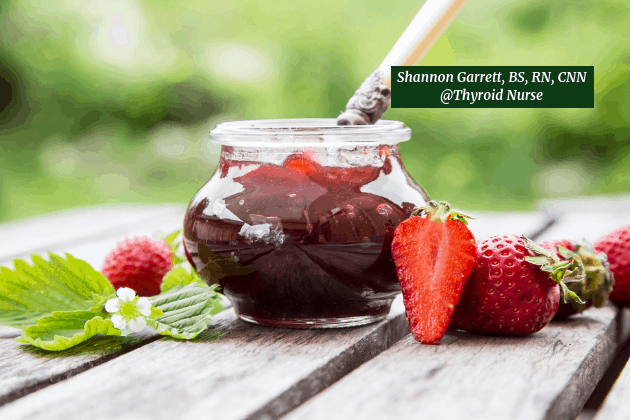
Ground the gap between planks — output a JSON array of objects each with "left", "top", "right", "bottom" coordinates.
[
  {"left": 591, "top": 334, "right": 630, "bottom": 420},
  {"left": 0, "top": 206, "right": 186, "bottom": 407},
  {"left": 0, "top": 211, "right": 552, "bottom": 419},
  {"left": 283, "top": 306, "right": 630, "bottom": 420},
  {"left": 283, "top": 209, "right": 630, "bottom": 420}
]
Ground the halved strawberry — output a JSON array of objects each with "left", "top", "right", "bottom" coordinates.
[
  {"left": 283, "top": 153, "right": 320, "bottom": 175},
  {"left": 391, "top": 201, "right": 476, "bottom": 344}
]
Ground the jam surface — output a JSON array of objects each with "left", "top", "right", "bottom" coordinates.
[{"left": 183, "top": 145, "right": 429, "bottom": 326}]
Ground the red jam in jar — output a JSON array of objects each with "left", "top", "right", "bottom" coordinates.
[{"left": 183, "top": 119, "right": 429, "bottom": 328}]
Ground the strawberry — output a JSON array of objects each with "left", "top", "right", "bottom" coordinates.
[
  {"left": 450, "top": 235, "right": 582, "bottom": 335},
  {"left": 391, "top": 201, "right": 476, "bottom": 344},
  {"left": 102, "top": 236, "right": 173, "bottom": 297},
  {"left": 283, "top": 152, "right": 381, "bottom": 187},
  {"left": 594, "top": 224, "right": 630, "bottom": 307},
  {"left": 539, "top": 240, "right": 613, "bottom": 317}
]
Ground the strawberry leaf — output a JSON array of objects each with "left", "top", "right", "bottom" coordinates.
[
  {"left": 15, "top": 311, "right": 121, "bottom": 351},
  {"left": 163, "top": 230, "right": 184, "bottom": 265},
  {"left": 0, "top": 253, "right": 115, "bottom": 330},
  {"left": 164, "top": 230, "right": 180, "bottom": 251},
  {"left": 160, "top": 266, "right": 206, "bottom": 293},
  {"left": 150, "top": 281, "right": 224, "bottom": 340}
]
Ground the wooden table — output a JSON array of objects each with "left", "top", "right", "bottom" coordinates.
[{"left": 2, "top": 200, "right": 630, "bottom": 420}]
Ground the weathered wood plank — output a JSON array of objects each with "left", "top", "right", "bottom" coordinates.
[
  {"left": 592, "top": 349, "right": 630, "bottom": 420},
  {"left": 284, "top": 210, "right": 630, "bottom": 420},
  {"left": 0, "top": 206, "right": 185, "bottom": 268},
  {"left": 467, "top": 211, "right": 551, "bottom": 241},
  {"left": 534, "top": 207, "right": 630, "bottom": 419},
  {"left": 0, "top": 212, "right": 550, "bottom": 418},
  {"left": 0, "top": 299, "right": 409, "bottom": 420},
  {"left": 284, "top": 305, "right": 630, "bottom": 420},
  {"left": 0, "top": 207, "right": 185, "bottom": 406},
  {"left": 538, "top": 211, "right": 630, "bottom": 244},
  {"left": 540, "top": 195, "right": 630, "bottom": 216},
  {"left": 539, "top": 197, "right": 630, "bottom": 243},
  {"left": 0, "top": 205, "right": 184, "bottom": 266},
  {"left": 0, "top": 327, "right": 159, "bottom": 406}
]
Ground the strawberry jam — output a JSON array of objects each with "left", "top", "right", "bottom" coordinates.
[{"left": 183, "top": 119, "right": 429, "bottom": 328}]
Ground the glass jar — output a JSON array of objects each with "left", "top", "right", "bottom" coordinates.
[{"left": 183, "top": 119, "right": 429, "bottom": 328}]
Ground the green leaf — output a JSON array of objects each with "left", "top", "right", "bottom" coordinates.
[
  {"left": 562, "top": 267, "right": 584, "bottom": 283},
  {"left": 150, "top": 282, "right": 224, "bottom": 340},
  {"left": 557, "top": 246, "right": 575, "bottom": 260},
  {"left": 160, "top": 266, "right": 205, "bottom": 293},
  {"left": 0, "top": 253, "right": 115, "bottom": 330},
  {"left": 163, "top": 230, "right": 185, "bottom": 265},
  {"left": 198, "top": 243, "right": 254, "bottom": 285},
  {"left": 449, "top": 213, "right": 472, "bottom": 225},
  {"left": 150, "top": 305, "right": 164, "bottom": 319},
  {"left": 411, "top": 201, "right": 474, "bottom": 224},
  {"left": 15, "top": 311, "right": 121, "bottom": 351},
  {"left": 524, "top": 256, "right": 549, "bottom": 266},
  {"left": 522, "top": 237, "right": 557, "bottom": 261},
  {"left": 559, "top": 284, "right": 585, "bottom": 305},
  {"left": 164, "top": 230, "right": 181, "bottom": 252}
]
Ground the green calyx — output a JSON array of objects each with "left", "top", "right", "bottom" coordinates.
[
  {"left": 411, "top": 200, "right": 474, "bottom": 225},
  {"left": 522, "top": 236, "right": 586, "bottom": 305},
  {"left": 555, "top": 242, "right": 614, "bottom": 311}
]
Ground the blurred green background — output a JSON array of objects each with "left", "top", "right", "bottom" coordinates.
[{"left": 0, "top": 0, "right": 629, "bottom": 223}]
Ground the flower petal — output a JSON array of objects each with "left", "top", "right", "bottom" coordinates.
[
  {"left": 111, "top": 314, "right": 126, "bottom": 330},
  {"left": 117, "top": 287, "right": 136, "bottom": 302},
  {"left": 104, "top": 298, "right": 121, "bottom": 313},
  {"left": 128, "top": 316, "right": 147, "bottom": 332},
  {"left": 136, "top": 297, "right": 152, "bottom": 316}
]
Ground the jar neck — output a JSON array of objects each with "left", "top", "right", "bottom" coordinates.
[
  {"left": 218, "top": 144, "right": 401, "bottom": 169},
  {"left": 209, "top": 119, "right": 412, "bottom": 146}
]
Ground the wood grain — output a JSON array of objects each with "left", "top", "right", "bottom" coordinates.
[
  {"left": 0, "top": 299, "right": 409, "bottom": 420},
  {"left": 0, "top": 327, "right": 159, "bottom": 406},
  {"left": 284, "top": 210, "right": 630, "bottom": 420},
  {"left": 0, "top": 212, "right": 550, "bottom": 418},
  {"left": 466, "top": 211, "right": 551, "bottom": 241},
  {"left": 0, "top": 206, "right": 185, "bottom": 406},
  {"left": 284, "top": 305, "right": 630, "bottom": 420},
  {"left": 0, "top": 205, "right": 184, "bottom": 266},
  {"left": 540, "top": 196, "right": 630, "bottom": 217},
  {"left": 539, "top": 196, "right": 630, "bottom": 243},
  {"left": 592, "top": 354, "right": 630, "bottom": 420}
]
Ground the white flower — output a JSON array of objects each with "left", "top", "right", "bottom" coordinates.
[{"left": 105, "top": 287, "right": 152, "bottom": 334}]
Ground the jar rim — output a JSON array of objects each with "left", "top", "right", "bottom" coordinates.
[{"left": 209, "top": 118, "right": 411, "bottom": 146}]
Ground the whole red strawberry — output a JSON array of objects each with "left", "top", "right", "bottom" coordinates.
[
  {"left": 451, "top": 235, "right": 580, "bottom": 335},
  {"left": 539, "top": 240, "right": 613, "bottom": 318},
  {"left": 392, "top": 201, "right": 476, "bottom": 344},
  {"left": 595, "top": 225, "right": 630, "bottom": 306},
  {"left": 102, "top": 236, "right": 173, "bottom": 297}
]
